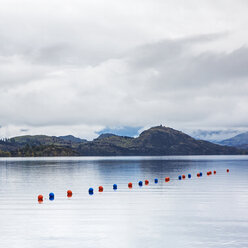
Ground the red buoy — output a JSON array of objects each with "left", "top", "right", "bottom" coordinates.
[
  {"left": 165, "top": 177, "right": 170, "bottom": 182},
  {"left": 227, "top": 169, "right": 229, "bottom": 173},
  {"left": 38, "top": 194, "right": 43, "bottom": 203},
  {"left": 214, "top": 170, "right": 216, "bottom": 174},
  {"left": 197, "top": 173, "right": 200, "bottom": 177},
  {"left": 145, "top": 180, "right": 149, "bottom": 185},
  {"left": 67, "top": 190, "right": 72, "bottom": 197},
  {"left": 128, "top": 182, "right": 133, "bottom": 188},
  {"left": 99, "top": 186, "right": 103, "bottom": 192},
  {"left": 182, "top": 175, "right": 186, "bottom": 179}
]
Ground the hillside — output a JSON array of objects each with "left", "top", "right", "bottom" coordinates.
[
  {"left": 0, "top": 135, "right": 81, "bottom": 156},
  {"left": 77, "top": 126, "right": 243, "bottom": 156},
  {"left": 0, "top": 125, "right": 245, "bottom": 157}
]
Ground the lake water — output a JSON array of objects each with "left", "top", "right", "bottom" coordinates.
[{"left": 0, "top": 156, "right": 248, "bottom": 248}]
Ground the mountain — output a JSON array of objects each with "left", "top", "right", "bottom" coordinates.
[
  {"left": 0, "top": 126, "right": 246, "bottom": 157},
  {"left": 77, "top": 126, "right": 244, "bottom": 156},
  {"left": 218, "top": 132, "right": 248, "bottom": 149},
  {"left": 94, "top": 133, "right": 119, "bottom": 140},
  {"left": 0, "top": 135, "right": 84, "bottom": 156},
  {"left": 9, "top": 135, "right": 68, "bottom": 146},
  {"left": 59, "top": 135, "right": 87, "bottom": 143}
]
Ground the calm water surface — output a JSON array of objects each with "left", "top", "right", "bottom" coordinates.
[{"left": 0, "top": 156, "right": 248, "bottom": 248}]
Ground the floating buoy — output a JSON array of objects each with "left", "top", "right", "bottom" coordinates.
[
  {"left": 154, "top": 178, "right": 158, "bottom": 184},
  {"left": 145, "top": 180, "right": 149, "bottom": 185},
  {"left": 49, "top": 192, "right": 54, "bottom": 200},
  {"left": 67, "top": 190, "right": 72, "bottom": 197},
  {"left": 113, "top": 184, "right": 117, "bottom": 190},
  {"left": 138, "top": 181, "right": 143, "bottom": 187},
  {"left": 188, "top": 174, "right": 191, "bottom": 178},
  {"left": 128, "top": 182, "right": 133, "bottom": 188},
  {"left": 214, "top": 170, "right": 216, "bottom": 174},
  {"left": 227, "top": 169, "right": 229, "bottom": 173},
  {"left": 165, "top": 177, "right": 170, "bottom": 182},
  {"left": 99, "top": 186, "right": 103, "bottom": 192},
  {"left": 182, "top": 175, "right": 186, "bottom": 179},
  {"left": 197, "top": 173, "right": 200, "bottom": 177},
  {"left": 178, "top": 175, "right": 182, "bottom": 180},
  {"left": 38, "top": 194, "right": 43, "bottom": 202},
  {"left": 199, "top": 172, "right": 203, "bottom": 177},
  {"left": 89, "top": 188, "right": 94, "bottom": 195}
]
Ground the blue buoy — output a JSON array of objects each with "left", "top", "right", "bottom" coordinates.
[
  {"left": 188, "top": 174, "right": 191, "bottom": 178},
  {"left": 200, "top": 172, "right": 202, "bottom": 177},
  {"left": 178, "top": 175, "right": 182, "bottom": 180},
  {"left": 138, "top": 181, "right": 143, "bottom": 187},
  {"left": 154, "top": 178, "right": 158, "bottom": 184},
  {"left": 49, "top": 192, "right": 54, "bottom": 200},
  {"left": 89, "top": 188, "right": 94, "bottom": 195},
  {"left": 113, "top": 184, "right": 117, "bottom": 190}
]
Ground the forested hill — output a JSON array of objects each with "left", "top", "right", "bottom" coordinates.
[{"left": 0, "top": 126, "right": 246, "bottom": 157}]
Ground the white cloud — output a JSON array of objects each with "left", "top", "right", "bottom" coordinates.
[{"left": 0, "top": 0, "right": 248, "bottom": 139}]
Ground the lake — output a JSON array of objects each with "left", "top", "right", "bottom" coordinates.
[{"left": 0, "top": 156, "right": 248, "bottom": 248}]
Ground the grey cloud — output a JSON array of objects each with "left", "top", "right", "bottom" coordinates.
[
  {"left": 125, "top": 39, "right": 248, "bottom": 102},
  {"left": 1, "top": 34, "right": 248, "bottom": 132},
  {"left": 20, "top": 129, "right": 29, "bottom": 132},
  {"left": 129, "top": 33, "right": 226, "bottom": 69},
  {"left": 23, "top": 43, "right": 122, "bottom": 66},
  {"left": 185, "top": 47, "right": 248, "bottom": 82}
]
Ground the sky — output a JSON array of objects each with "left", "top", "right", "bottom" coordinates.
[{"left": 0, "top": 0, "right": 248, "bottom": 140}]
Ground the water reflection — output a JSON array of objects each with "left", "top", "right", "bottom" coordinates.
[{"left": 0, "top": 156, "right": 247, "bottom": 248}]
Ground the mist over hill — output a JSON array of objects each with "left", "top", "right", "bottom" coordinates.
[
  {"left": 188, "top": 129, "right": 242, "bottom": 143},
  {"left": 217, "top": 132, "right": 248, "bottom": 149}
]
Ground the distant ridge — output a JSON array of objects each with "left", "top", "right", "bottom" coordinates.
[
  {"left": 94, "top": 133, "right": 119, "bottom": 140},
  {"left": 59, "top": 135, "right": 87, "bottom": 143},
  {"left": 0, "top": 126, "right": 246, "bottom": 157},
  {"left": 218, "top": 131, "right": 248, "bottom": 149}
]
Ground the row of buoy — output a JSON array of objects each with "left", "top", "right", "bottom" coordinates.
[
  {"left": 38, "top": 190, "right": 72, "bottom": 203},
  {"left": 178, "top": 174, "right": 191, "bottom": 180},
  {"left": 37, "top": 169, "right": 230, "bottom": 202},
  {"left": 207, "top": 171, "right": 212, "bottom": 175}
]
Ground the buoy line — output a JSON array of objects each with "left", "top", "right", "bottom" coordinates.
[{"left": 37, "top": 169, "right": 230, "bottom": 203}]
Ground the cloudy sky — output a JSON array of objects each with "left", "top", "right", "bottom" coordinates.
[{"left": 0, "top": 0, "right": 248, "bottom": 140}]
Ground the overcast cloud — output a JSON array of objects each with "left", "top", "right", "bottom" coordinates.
[{"left": 0, "top": 0, "right": 248, "bottom": 140}]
